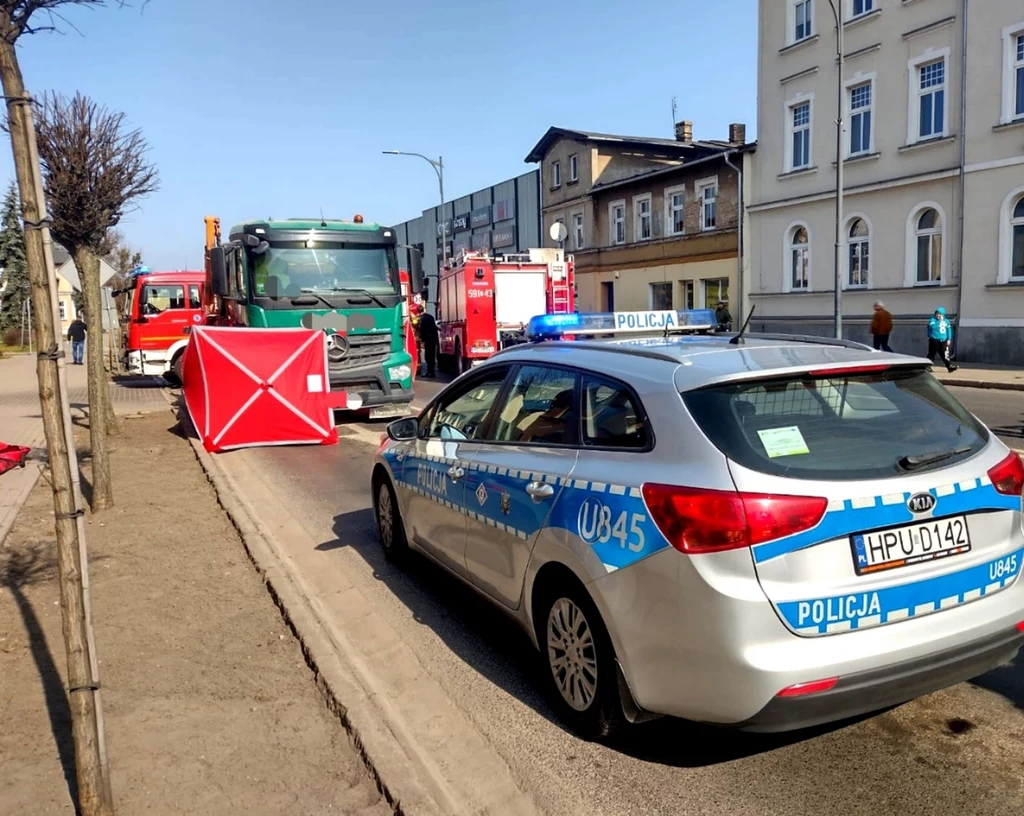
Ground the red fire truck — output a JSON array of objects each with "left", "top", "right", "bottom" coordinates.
[
  {"left": 436, "top": 248, "right": 575, "bottom": 374},
  {"left": 116, "top": 267, "right": 207, "bottom": 382}
]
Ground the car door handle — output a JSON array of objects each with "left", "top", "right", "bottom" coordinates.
[
  {"left": 447, "top": 466, "right": 465, "bottom": 482},
  {"left": 525, "top": 481, "right": 554, "bottom": 501}
]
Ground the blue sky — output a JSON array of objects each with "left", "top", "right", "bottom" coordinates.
[{"left": 1, "top": 0, "right": 758, "bottom": 269}]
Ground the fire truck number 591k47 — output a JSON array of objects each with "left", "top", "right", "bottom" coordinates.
[{"left": 435, "top": 247, "right": 575, "bottom": 375}]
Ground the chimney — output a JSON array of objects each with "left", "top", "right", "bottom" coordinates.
[
  {"left": 674, "top": 120, "right": 693, "bottom": 144},
  {"left": 729, "top": 123, "right": 747, "bottom": 145}
]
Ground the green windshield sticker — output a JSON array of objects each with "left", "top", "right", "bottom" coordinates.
[{"left": 757, "top": 426, "right": 810, "bottom": 458}]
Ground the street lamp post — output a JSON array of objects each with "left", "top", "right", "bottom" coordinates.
[
  {"left": 383, "top": 150, "right": 447, "bottom": 271},
  {"left": 828, "top": 0, "right": 846, "bottom": 339}
]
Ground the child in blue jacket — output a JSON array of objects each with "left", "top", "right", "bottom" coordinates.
[{"left": 926, "top": 307, "right": 958, "bottom": 372}]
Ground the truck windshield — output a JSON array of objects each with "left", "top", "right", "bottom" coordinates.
[{"left": 252, "top": 244, "right": 399, "bottom": 297}]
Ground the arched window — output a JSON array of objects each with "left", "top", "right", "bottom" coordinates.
[
  {"left": 847, "top": 217, "right": 869, "bottom": 287},
  {"left": 915, "top": 207, "right": 942, "bottom": 283},
  {"left": 1012, "top": 196, "right": 1024, "bottom": 280},
  {"left": 789, "top": 226, "right": 810, "bottom": 290}
]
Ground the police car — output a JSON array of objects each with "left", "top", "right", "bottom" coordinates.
[{"left": 371, "top": 309, "right": 1024, "bottom": 740}]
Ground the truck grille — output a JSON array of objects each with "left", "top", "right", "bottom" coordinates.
[{"left": 328, "top": 332, "right": 392, "bottom": 373}]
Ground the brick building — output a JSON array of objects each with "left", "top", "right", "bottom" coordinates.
[{"left": 525, "top": 125, "right": 756, "bottom": 315}]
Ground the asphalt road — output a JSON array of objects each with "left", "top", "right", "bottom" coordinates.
[{"left": 239, "top": 375, "right": 1024, "bottom": 816}]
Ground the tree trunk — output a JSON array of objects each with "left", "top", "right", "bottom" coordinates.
[
  {"left": 0, "top": 37, "right": 113, "bottom": 816},
  {"left": 73, "top": 247, "right": 115, "bottom": 510}
]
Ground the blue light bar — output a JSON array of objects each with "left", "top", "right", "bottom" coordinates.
[
  {"left": 128, "top": 265, "right": 150, "bottom": 278},
  {"left": 526, "top": 309, "right": 718, "bottom": 341}
]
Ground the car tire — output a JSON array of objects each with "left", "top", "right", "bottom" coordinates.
[
  {"left": 373, "top": 475, "right": 409, "bottom": 565},
  {"left": 538, "top": 583, "right": 623, "bottom": 741}
]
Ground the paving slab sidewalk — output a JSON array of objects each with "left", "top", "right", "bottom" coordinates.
[
  {"left": 0, "top": 350, "right": 169, "bottom": 546},
  {"left": 0, "top": 410, "right": 393, "bottom": 815},
  {"left": 935, "top": 363, "right": 1024, "bottom": 392}
]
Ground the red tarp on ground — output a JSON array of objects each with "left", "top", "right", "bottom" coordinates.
[
  {"left": 181, "top": 326, "right": 349, "bottom": 454},
  {"left": 0, "top": 444, "right": 31, "bottom": 476}
]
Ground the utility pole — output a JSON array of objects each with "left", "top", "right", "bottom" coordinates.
[
  {"left": 828, "top": 0, "right": 846, "bottom": 339},
  {"left": 0, "top": 41, "right": 113, "bottom": 816},
  {"left": 382, "top": 150, "right": 447, "bottom": 271}
]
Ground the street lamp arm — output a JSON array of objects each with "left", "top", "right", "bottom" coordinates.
[{"left": 382, "top": 150, "right": 443, "bottom": 180}]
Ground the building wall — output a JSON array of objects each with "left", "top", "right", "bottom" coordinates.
[
  {"left": 557, "top": 156, "right": 745, "bottom": 317},
  {"left": 750, "top": 0, "right": 1024, "bottom": 363},
  {"left": 391, "top": 170, "right": 541, "bottom": 297}
]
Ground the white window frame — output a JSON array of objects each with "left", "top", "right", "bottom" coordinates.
[
  {"left": 571, "top": 211, "right": 585, "bottom": 251},
  {"left": 846, "top": 0, "right": 874, "bottom": 20},
  {"left": 788, "top": 0, "right": 814, "bottom": 46},
  {"left": 609, "top": 200, "right": 626, "bottom": 246},
  {"left": 997, "top": 185, "right": 1024, "bottom": 284},
  {"left": 784, "top": 92, "right": 814, "bottom": 173},
  {"left": 664, "top": 184, "right": 686, "bottom": 237},
  {"left": 845, "top": 73, "right": 876, "bottom": 158},
  {"left": 844, "top": 213, "right": 872, "bottom": 289},
  {"left": 907, "top": 48, "right": 951, "bottom": 145},
  {"left": 784, "top": 221, "right": 811, "bottom": 293},
  {"left": 696, "top": 176, "right": 718, "bottom": 232},
  {"left": 59, "top": 299, "right": 67, "bottom": 321},
  {"left": 904, "top": 202, "right": 947, "bottom": 287},
  {"left": 633, "top": 193, "right": 653, "bottom": 242},
  {"left": 1001, "top": 22, "right": 1024, "bottom": 125},
  {"left": 568, "top": 153, "right": 579, "bottom": 183},
  {"left": 551, "top": 160, "right": 561, "bottom": 188}
]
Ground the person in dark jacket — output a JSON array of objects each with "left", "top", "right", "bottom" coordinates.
[
  {"left": 870, "top": 301, "right": 894, "bottom": 352},
  {"left": 418, "top": 310, "right": 439, "bottom": 378},
  {"left": 67, "top": 316, "right": 86, "bottom": 365},
  {"left": 926, "top": 307, "right": 958, "bottom": 372},
  {"left": 714, "top": 301, "right": 732, "bottom": 331}
]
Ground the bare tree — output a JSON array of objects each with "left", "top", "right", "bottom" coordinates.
[
  {"left": 0, "top": 3, "right": 145, "bottom": 813},
  {"left": 35, "top": 91, "right": 159, "bottom": 510}
]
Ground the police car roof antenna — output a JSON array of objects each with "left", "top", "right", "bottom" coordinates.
[
  {"left": 729, "top": 304, "right": 756, "bottom": 345},
  {"left": 319, "top": 207, "right": 327, "bottom": 228}
]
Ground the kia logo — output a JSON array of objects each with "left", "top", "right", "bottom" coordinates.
[{"left": 907, "top": 492, "right": 936, "bottom": 514}]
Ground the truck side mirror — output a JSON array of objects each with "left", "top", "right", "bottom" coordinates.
[
  {"left": 209, "top": 246, "right": 228, "bottom": 297},
  {"left": 409, "top": 250, "right": 424, "bottom": 292}
]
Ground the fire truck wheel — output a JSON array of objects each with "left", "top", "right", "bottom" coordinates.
[
  {"left": 170, "top": 351, "right": 184, "bottom": 385},
  {"left": 454, "top": 341, "right": 466, "bottom": 376}
]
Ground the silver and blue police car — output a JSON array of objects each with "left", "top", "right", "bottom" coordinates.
[{"left": 371, "top": 309, "right": 1024, "bottom": 740}]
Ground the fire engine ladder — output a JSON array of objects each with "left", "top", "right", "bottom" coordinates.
[{"left": 549, "top": 259, "right": 572, "bottom": 314}]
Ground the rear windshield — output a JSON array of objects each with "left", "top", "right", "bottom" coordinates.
[{"left": 682, "top": 368, "right": 990, "bottom": 481}]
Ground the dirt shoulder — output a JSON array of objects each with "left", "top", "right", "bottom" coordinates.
[{"left": 0, "top": 410, "right": 392, "bottom": 815}]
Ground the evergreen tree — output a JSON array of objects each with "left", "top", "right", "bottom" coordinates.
[{"left": 0, "top": 181, "right": 29, "bottom": 333}]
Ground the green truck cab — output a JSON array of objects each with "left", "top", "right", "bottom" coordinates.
[{"left": 206, "top": 216, "right": 414, "bottom": 419}]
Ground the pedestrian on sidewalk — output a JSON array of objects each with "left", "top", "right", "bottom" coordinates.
[
  {"left": 870, "top": 301, "right": 894, "bottom": 352},
  {"left": 926, "top": 306, "right": 958, "bottom": 372},
  {"left": 714, "top": 301, "right": 732, "bottom": 332},
  {"left": 67, "top": 315, "right": 86, "bottom": 365},
  {"left": 418, "top": 309, "right": 439, "bottom": 378}
]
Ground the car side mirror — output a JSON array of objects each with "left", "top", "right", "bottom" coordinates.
[
  {"left": 386, "top": 417, "right": 418, "bottom": 442},
  {"left": 209, "top": 246, "right": 228, "bottom": 297}
]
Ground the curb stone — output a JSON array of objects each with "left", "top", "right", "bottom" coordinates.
[
  {"left": 937, "top": 378, "right": 1024, "bottom": 392},
  {"left": 165, "top": 394, "right": 442, "bottom": 816},
  {"left": 164, "top": 391, "right": 541, "bottom": 816}
]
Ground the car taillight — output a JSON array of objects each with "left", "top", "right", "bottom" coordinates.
[
  {"left": 808, "top": 364, "right": 892, "bottom": 377},
  {"left": 1016, "top": 621, "right": 1024, "bottom": 632},
  {"left": 640, "top": 485, "right": 828, "bottom": 554},
  {"left": 776, "top": 677, "right": 839, "bottom": 698},
  {"left": 988, "top": 452, "right": 1024, "bottom": 496}
]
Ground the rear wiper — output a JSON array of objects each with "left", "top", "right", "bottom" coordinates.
[
  {"left": 897, "top": 446, "right": 972, "bottom": 471},
  {"left": 326, "top": 287, "right": 388, "bottom": 309}
]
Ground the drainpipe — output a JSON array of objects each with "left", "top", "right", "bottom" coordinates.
[
  {"left": 953, "top": 0, "right": 969, "bottom": 357},
  {"left": 723, "top": 149, "right": 744, "bottom": 320}
]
